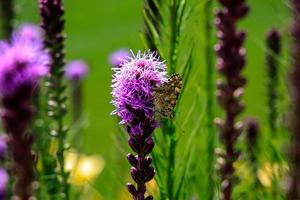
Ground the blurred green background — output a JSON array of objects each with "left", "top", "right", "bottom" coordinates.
[{"left": 9, "top": 0, "right": 291, "bottom": 199}]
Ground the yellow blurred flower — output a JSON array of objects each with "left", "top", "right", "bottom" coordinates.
[
  {"left": 64, "top": 150, "right": 105, "bottom": 186},
  {"left": 257, "top": 162, "right": 288, "bottom": 188},
  {"left": 257, "top": 168, "right": 272, "bottom": 187},
  {"left": 146, "top": 179, "right": 159, "bottom": 196}
]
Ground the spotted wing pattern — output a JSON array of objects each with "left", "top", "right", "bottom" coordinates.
[{"left": 154, "top": 73, "right": 183, "bottom": 118}]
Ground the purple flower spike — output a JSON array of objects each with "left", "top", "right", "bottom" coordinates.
[
  {"left": 287, "top": 0, "right": 300, "bottom": 199},
  {"left": 14, "top": 23, "right": 43, "bottom": 43},
  {"left": 109, "top": 49, "right": 131, "bottom": 67},
  {"left": 215, "top": 0, "right": 249, "bottom": 199},
  {"left": 112, "top": 51, "right": 166, "bottom": 199},
  {"left": 0, "top": 33, "right": 49, "bottom": 199},
  {"left": 65, "top": 60, "right": 89, "bottom": 81}
]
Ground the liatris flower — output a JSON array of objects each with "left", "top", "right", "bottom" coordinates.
[
  {"left": 65, "top": 60, "right": 88, "bottom": 82},
  {"left": 287, "top": 0, "right": 300, "bottom": 199},
  {"left": 257, "top": 162, "right": 288, "bottom": 188},
  {"left": 14, "top": 23, "right": 43, "bottom": 43},
  {"left": 0, "top": 0, "right": 14, "bottom": 39},
  {"left": 266, "top": 29, "right": 281, "bottom": 133},
  {"left": 0, "top": 34, "right": 49, "bottom": 199},
  {"left": 109, "top": 49, "right": 130, "bottom": 67},
  {"left": 65, "top": 60, "right": 89, "bottom": 149},
  {"left": 64, "top": 151, "right": 105, "bottom": 186},
  {"left": 39, "top": 0, "right": 69, "bottom": 198},
  {"left": 0, "top": 36, "right": 49, "bottom": 97},
  {"left": 214, "top": 0, "right": 249, "bottom": 199},
  {"left": 112, "top": 51, "right": 167, "bottom": 200}
]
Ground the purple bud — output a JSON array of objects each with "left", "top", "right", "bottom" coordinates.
[
  {"left": 144, "top": 166, "right": 155, "bottom": 182},
  {"left": 128, "top": 137, "right": 140, "bottom": 153},
  {"left": 145, "top": 196, "right": 154, "bottom": 200},
  {"left": 143, "top": 137, "right": 154, "bottom": 154},
  {"left": 127, "top": 183, "right": 137, "bottom": 196},
  {"left": 109, "top": 49, "right": 130, "bottom": 67},
  {"left": 127, "top": 153, "right": 138, "bottom": 167},
  {"left": 130, "top": 167, "right": 142, "bottom": 183},
  {"left": 144, "top": 156, "right": 152, "bottom": 166},
  {"left": 65, "top": 60, "right": 89, "bottom": 81}
]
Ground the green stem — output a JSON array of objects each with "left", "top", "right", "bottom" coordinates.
[
  {"left": 0, "top": 0, "right": 14, "bottom": 39},
  {"left": 56, "top": 96, "right": 69, "bottom": 200},
  {"left": 162, "top": 119, "right": 176, "bottom": 200},
  {"left": 48, "top": 60, "right": 69, "bottom": 199},
  {"left": 204, "top": 0, "right": 215, "bottom": 199},
  {"left": 165, "top": 1, "right": 182, "bottom": 199},
  {"left": 40, "top": 0, "right": 69, "bottom": 198},
  {"left": 167, "top": 131, "right": 176, "bottom": 200},
  {"left": 33, "top": 87, "right": 60, "bottom": 200}
]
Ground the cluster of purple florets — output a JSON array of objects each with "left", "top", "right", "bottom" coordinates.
[
  {"left": 109, "top": 49, "right": 131, "bottom": 67},
  {"left": 111, "top": 51, "right": 167, "bottom": 125},
  {"left": 0, "top": 24, "right": 48, "bottom": 199},
  {"left": 65, "top": 60, "right": 89, "bottom": 82},
  {"left": 0, "top": 25, "right": 49, "bottom": 97}
]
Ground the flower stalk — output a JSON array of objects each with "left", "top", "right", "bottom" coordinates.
[
  {"left": 2, "top": 88, "right": 36, "bottom": 200},
  {"left": 65, "top": 60, "right": 88, "bottom": 150},
  {"left": 287, "top": 0, "right": 300, "bottom": 199},
  {"left": 266, "top": 28, "right": 281, "bottom": 134},
  {"left": 214, "top": 0, "right": 249, "bottom": 199},
  {"left": 39, "top": 0, "right": 69, "bottom": 199},
  {"left": 112, "top": 51, "right": 167, "bottom": 199},
  {"left": 0, "top": 34, "right": 49, "bottom": 200},
  {"left": 246, "top": 119, "right": 259, "bottom": 166},
  {"left": 126, "top": 107, "right": 156, "bottom": 200},
  {"left": 165, "top": 1, "right": 186, "bottom": 198}
]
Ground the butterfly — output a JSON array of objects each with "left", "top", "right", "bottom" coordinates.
[{"left": 153, "top": 73, "right": 183, "bottom": 118}]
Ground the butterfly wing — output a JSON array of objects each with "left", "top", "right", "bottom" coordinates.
[{"left": 154, "top": 73, "right": 183, "bottom": 118}]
